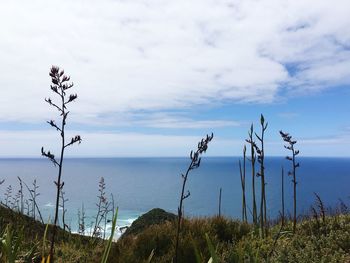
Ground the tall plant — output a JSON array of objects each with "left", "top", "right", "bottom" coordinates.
[
  {"left": 246, "top": 124, "right": 257, "bottom": 225},
  {"left": 281, "top": 167, "right": 285, "bottom": 226},
  {"left": 22, "top": 179, "right": 43, "bottom": 223},
  {"left": 16, "top": 177, "right": 24, "bottom": 214},
  {"left": 92, "top": 177, "right": 111, "bottom": 238},
  {"left": 4, "top": 185, "right": 12, "bottom": 207},
  {"left": 280, "top": 131, "right": 299, "bottom": 233},
  {"left": 254, "top": 114, "right": 268, "bottom": 237},
  {"left": 78, "top": 203, "right": 86, "bottom": 235},
  {"left": 60, "top": 190, "right": 69, "bottom": 231},
  {"left": 218, "top": 187, "right": 222, "bottom": 217},
  {"left": 174, "top": 133, "right": 213, "bottom": 263},
  {"left": 239, "top": 145, "right": 247, "bottom": 222},
  {"left": 41, "top": 66, "right": 81, "bottom": 261}
]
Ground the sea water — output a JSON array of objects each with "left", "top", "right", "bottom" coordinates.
[{"left": 0, "top": 157, "right": 349, "bottom": 238}]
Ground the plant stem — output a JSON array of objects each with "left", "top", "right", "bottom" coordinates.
[
  {"left": 174, "top": 162, "right": 193, "bottom": 263},
  {"left": 49, "top": 87, "right": 65, "bottom": 262},
  {"left": 218, "top": 187, "right": 222, "bottom": 217},
  {"left": 281, "top": 167, "right": 285, "bottom": 226}
]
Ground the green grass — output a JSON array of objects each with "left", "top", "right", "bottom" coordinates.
[
  {"left": 1, "top": 204, "right": 350, "bottom": 262},
  {"left": 0, "top": 205, "right": 119, "bottom": 263},
  {"left": 115, "top": 213, "right": 350, "bottom": 263}
]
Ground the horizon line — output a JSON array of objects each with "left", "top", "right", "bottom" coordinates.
[{"left": 0, "top": 155, "right": 349, "bottom": 159}]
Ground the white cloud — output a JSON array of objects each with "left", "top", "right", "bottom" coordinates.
[
  {"left": 139, "top": 118, "right": 239, "bottom": 129},
  {"left": 1, "top": 129, "right": 349, "bottom": 158},
  {"left": 82, "top": 112, "right": 241, "bottom": 128},
  {"left": 0, "top": 130, "right": 239, "bottom": 157},
  {"left": 0, "top": 0, "right": 349, "bottom": 125}
]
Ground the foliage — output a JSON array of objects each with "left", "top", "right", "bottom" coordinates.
[
  {"left": 112, "top": 207, "right": 350, "bottom": 263},
  {"left": 101, "top": 208, "right": 118, "bottom": 263},
  {"left": 122, "top": 208, "right": 176, "bottom": 238},
  {"left": 116, "top": 216, "right": 251, "bottom": 263},
  {"left": 1, "top": 199, "right": 350, "bottom": 263},
  {"left": 0, "top": 204, "right": 118, "bottom": 262}
]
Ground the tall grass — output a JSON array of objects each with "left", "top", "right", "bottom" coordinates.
[
  {"left": 101, "top": 208, "right": 118, "bottom": 263},
  {"left": 22, "top": 179, "right": 43, "bottom": 223}
]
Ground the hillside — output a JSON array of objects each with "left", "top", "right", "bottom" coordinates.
[
  {"left": 0, "top": 204, "right": 118, "bottom": 263},
  {"left": 1, "top": 204, "right": 350, "bottom": 262}
]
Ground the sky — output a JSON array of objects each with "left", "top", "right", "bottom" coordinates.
[{"left": 0, "top": 0, "right": 349, "bottom": 157}]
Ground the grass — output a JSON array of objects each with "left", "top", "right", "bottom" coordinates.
[
  {"left": 1, "top": 199, "right": 350, "bottom": 262},
  {"left": 0, "top": 204, "right": 119, "bottom": 263},
  {"left": 115, "top": 212, "right": 350, "bottom": 263}
]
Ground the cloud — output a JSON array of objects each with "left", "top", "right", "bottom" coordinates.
[
  {"left": 139, "top": 118, "right": 239, "bottom": 129},
  {"left": 283, "top": 132, "right": 350, "bottom": 157},
  {"left": 0, "top": 130, "right": 239, "bottom": 157},
  {"left": 299, "top": 134, "right": 350, "bottom": 146},
  {"left": 1, "top": 128, "right": 349, "bottom": 158},
  {"left": 83, "top": 112, "right": 241, "bottom": 128},
  {"left": 0, "top": 0, "right": 349, "bottom": 125}
]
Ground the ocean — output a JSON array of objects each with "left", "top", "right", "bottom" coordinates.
[{"left": 0, "top": 157, "right": 349, "bottom": 238}]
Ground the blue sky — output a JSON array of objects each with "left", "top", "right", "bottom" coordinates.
[{"left": 0, "top": 0, "right": 349, "bottom": 157}]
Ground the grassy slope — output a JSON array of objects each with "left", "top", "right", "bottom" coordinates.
[
  {"left": 1, "top": 205, "right": 350, "bottom": 262},
  {"left": 115, "top": 213, "right": 350, "bottom": 263},
  {"left": 0, "top": 205, "right": 118, "bottom": 263}
]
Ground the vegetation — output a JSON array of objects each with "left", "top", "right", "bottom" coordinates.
[
  {"left": 238, "top": 146, "right": 247, "bottom": 222},
  {"left": 114, "top": 203, "right": 350, "bottom": 263},
  {"left": 174, "top": 133, "right": 213, "bottom": 263},
  {"left": 0, "top": 204, "right": 119, "bottom": 262},
  {"left": 122, "top": 208, "right": 176, "bottom": 238},
  {"left": 255, "top": 114, "right": 268, "bottom": 238},
  {"left": 246, "top": 124, "right": 257, "bottom": 225},
  {"left": 280, "top": 131, "right": 300, "bottom": 233},
  {"left": 1, "top": 198, "right": 350, "bottom": 262},
  {"left": 41, "top": 66, "right": 82, "bottom": 261},
  {"left": 92, "top": 177, "right": 115, "bottom": 239},
  {"left": 281, "top": 167, "right": 285, "bottom": 226}
]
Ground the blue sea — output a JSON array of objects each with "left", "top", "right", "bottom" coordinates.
[{"left": 0, "top": 157, "right": 349, "bottom": 238}]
